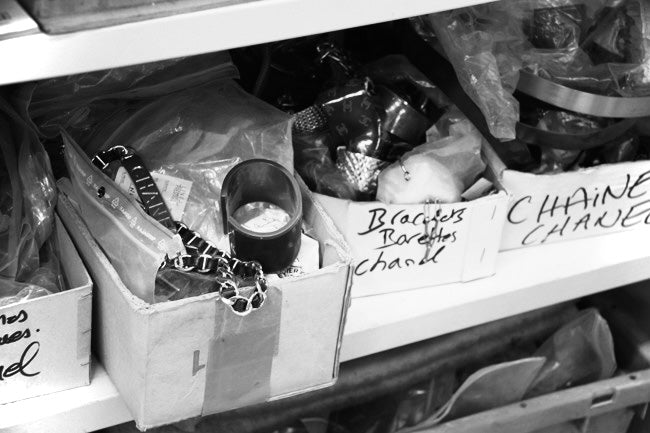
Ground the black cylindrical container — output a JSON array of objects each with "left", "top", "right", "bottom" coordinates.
[{"left": 221, "top": 159, "right": 302, "bottom": 273}]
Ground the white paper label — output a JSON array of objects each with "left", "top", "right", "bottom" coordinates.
[
  {"left": 114, "top": 167, "right": 192, "bottom": 221},
  {"left": 501, "top": 162, "right": 650, "bottom": 249}
]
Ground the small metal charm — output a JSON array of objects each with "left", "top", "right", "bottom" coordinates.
[{"left": 399, "top": 157, "right": 411, "bottom": 182}]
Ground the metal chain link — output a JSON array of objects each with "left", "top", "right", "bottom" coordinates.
[
  {"left": 93, "top": 146, "right": 267, "bottom": 316},
  {"left": 169, "top": 222, "right": 267, "bottom": 316}
]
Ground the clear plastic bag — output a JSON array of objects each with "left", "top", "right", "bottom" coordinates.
[
  {"left": 0, "top": 281, "right": 51, "bottom": 307},
  {"left": 525, "top": 308, "right": 617, "bottom": 398},
  {"left": 96, "top": 81, "right": 293, "bottom": 248},
  {"left": 585, "top": 0, "right": 650, "bottom": 96},
  {"left": 0, "top": 97, "right": 63, "bottom": 305},
  {"left": 515, "top": 0, "right": 649, "bottom": 96},
  {"left": 423, "top": 4, "right": 525, "bottom": 139},
  {"left": 377, "top": 110, "right": 486, "bottom": 205},
  {"left": 363, "top": 55, "right": 451, "bottom": 120},
  {"left": 62, "top": 135, "right": 184, "bottom": 303},
  {"left": 419, "top": 0, "right": 650, "bottom": 146},
  {"left": 16, "top": 51, "right": 238, "bottom": 143}
]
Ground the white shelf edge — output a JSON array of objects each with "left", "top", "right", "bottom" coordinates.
[
  {"left": 341, "top": 228, "right": 650, "bottom": 361},
  {"left": 4, "top": 230, "right": 650, "bottom": 432},
  {"left": 0, "top": 0, "right": 492, "bottom": 85},
  {"left": 0, "top": 359, "right": 131, "bottom": 433}
]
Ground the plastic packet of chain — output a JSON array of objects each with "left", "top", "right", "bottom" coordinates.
[{"left": 62, "top": 132, "right": 184, "bottom": 303}]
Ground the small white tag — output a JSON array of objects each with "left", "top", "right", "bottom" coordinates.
[
  {"left": 114, "top": 167, "right": 192, "bottom": 221},
  {"left": 267, "top": 234, "right": 320, "bottom": 281},
  {"left": 461, "top": 177, "right": 494, "bottom": 201}
]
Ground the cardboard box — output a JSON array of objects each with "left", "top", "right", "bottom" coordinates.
[
  {"left": 57, "top": 182, "right": 352, "bottom": 430},
  {"left": 314, "top": 144, "right": 509, "bottom": 298},
  {"left": 489, "top": 144, "right": 650, "bottom": 250},
  {"left": 0, "top": 216, "right": 92, "bottom": 405}
]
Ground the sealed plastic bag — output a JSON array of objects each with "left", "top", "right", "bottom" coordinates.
[
  {"left": 0, "top": 97, "right": 63, "bottom": 305},
  {"left": 376, "top": 111, "right": 486, "bottom": 204},
  {"left": 63, "top": 135, "right": 184, "bottom": 303},
  {"left": 525, "top": 308, "right": 617, "bottom": 397}
]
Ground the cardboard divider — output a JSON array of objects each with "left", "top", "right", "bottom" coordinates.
[
  {"left": 57, "top": 177, "right": 352, "bottom": 430},
  {"left": 0, "top": 216, "right": 92, "bottom": 405}
]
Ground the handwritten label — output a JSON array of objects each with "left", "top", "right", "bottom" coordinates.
[
  {"left": 0, "top": 310, "right": 41, "bottom": 381},
  {"left": 502, "top": 166, "right": 650, "bottom": 249},
  {"left": 352, "top": 206, "right": 465, "bottom": 277}
]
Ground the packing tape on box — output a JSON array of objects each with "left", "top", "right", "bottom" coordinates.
[
  {"left": 202, "top": 286, "right": 282, "bottom": 413},
  {"left": 517, "top": 71, "right": 650, "bottom": 118}
]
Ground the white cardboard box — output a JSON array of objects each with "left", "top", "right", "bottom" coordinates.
[
  {"left": 57, "top": 184, "right": 352, "bottom": 430},
  {"left": 314, "top": 144, "right": 509, "bottom": 298},
  {"left": 0, "top": 216, "right": 92, "bottom": 405},
  {"left": 490, "top": 146, "right": 650, "bottom": 250}
]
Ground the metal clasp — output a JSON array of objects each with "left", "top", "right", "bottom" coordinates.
[{"left": 422, "top": 199, "right": 441, "bottom": 262}]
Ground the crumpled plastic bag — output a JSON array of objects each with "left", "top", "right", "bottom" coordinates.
[
  {"left": 363, "top": 55, "right": 450, "bottom": 120},
  {"left": 0, "top": 97, "right": 63, "bottom": 305},
  {"left": 420, "top": 4, "right": 525, "bottom": 140},
  {"left": 417, "top": 0, "right": 650, "bottom": 145},
  {"left": 525, "top": 308, "right": 617, "bottom": 398},
  {"left": 0, "top": 282, "right": 52, "bottom": 308},
  {"left": 377, "top": 112, "right": 486, "bottom": 204},
  {"left": 95, "top": 81, "right": 293, "bottom": 249}
]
